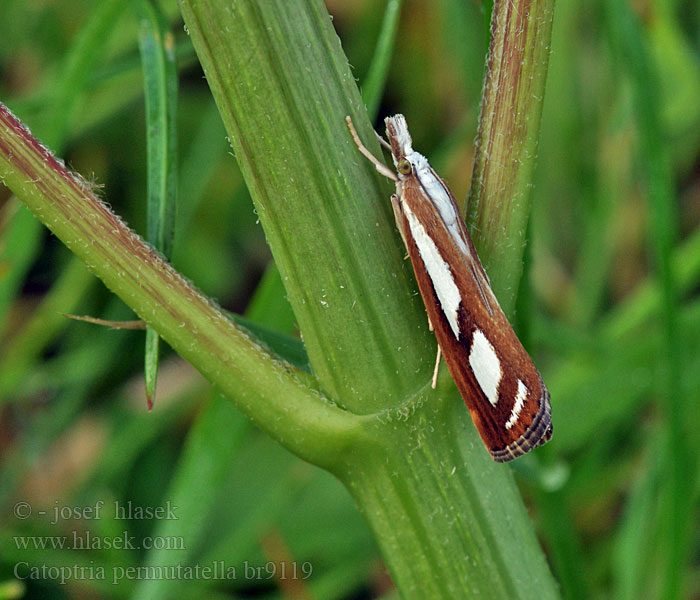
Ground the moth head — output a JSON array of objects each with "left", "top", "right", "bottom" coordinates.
[{"left": 385, "top": 114, "right": 414, "bottom": 164}]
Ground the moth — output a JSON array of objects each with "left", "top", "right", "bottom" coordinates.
[{"left": 347, "top": 114, "right": 552, "bottom": 462}]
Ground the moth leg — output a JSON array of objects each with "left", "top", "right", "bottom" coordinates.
[
  {"left": 345, "top": 116, "right": 397, "bottom": 181},
  {"left": 391, "top": 193, "right": 410, "bottom": 253},
  {"left": 426, "top": 316, "right": 441, "bottom": 389},
  {"left": 427, "top": 314, "right": 441, "bottom": 388},
  {"left": 431, "top": 345, "right": 441, "bottom": 390}
]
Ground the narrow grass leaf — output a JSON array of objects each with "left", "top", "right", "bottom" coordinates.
[
  {"left": 361, "top": 0, "right": 402, "bottom": 121},
  {"left": 131, "top": 394, "right": 249, "bottom": 600},
  {"left": 0, "top": 258, "right": 95, "bottom": 403},
  {"left": 605, "top": 1, "right": 689, "bottom": 596},
  {"left": 135, "top": 0, "right": 179, "bottom": 408}
]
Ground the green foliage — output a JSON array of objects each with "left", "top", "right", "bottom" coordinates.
[{"left": 0, "top": 0, "right": 698, "bottom": 598}]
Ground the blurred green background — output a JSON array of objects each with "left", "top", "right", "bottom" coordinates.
[{"left": 1, "top": 0, "right": 699, "bottom": 598}]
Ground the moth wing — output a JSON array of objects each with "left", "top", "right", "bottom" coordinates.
[{"left": 398, "top": 185, "right": 551, "bottom": 461}]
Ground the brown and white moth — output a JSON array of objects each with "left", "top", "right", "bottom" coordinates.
[{"left": 347, "top": 114, "right": 552, "bottom": 462}]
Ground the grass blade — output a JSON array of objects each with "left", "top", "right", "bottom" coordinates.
[
  {"left": 135, "top": 0, "right": 179, "bottom": 408},
  {"left": 605, "top": 1, "right": 688, "bottom": 597},
  {"left": 361, "top": 0, "right": 402, "bottom": 121}
]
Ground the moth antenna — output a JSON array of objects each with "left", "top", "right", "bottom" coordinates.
[
  {"left": 375, "top": 131, "right": 392, "bottom": 152},
  {"left": 345, "top": 116, "right": 398, "bottom": 181}
]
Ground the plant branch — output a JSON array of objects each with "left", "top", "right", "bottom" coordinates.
[
  {"left": 177, "top": 1, "right": 559, "bottom": 597},
  {"left": 0, "top": 103, "right": 361, "bottom": 470},
  {"left": 467, "top": 0, "right": 556, "bottom": 316}
]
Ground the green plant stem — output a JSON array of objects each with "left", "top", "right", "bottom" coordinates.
[
  {"left": 0, "top": 103, "right": 359, "bottom": 471},
  {"left": 0, "top": 0, "right": 560, "bottom": 594},
  {"left": 343, "top": 379, "right": 559, "bottom": 599},
  {"left": 177, "top": 0, "right": 558, "bottom": 597},
  {"left": 467, "top": 0, "right": 556, "bottom": 315},
  {"left": 178, "top": 0, "right": 434, "bottom": 413}
]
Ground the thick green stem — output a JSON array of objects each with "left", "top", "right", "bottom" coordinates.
[
  {"left": 178, "top": 0, "right": 434, "bottom": 414},
  {"left": 339, "top": 380, "right": 559, "bottom": 599},
  {"left": 179, "top": 0, "right": 558, "bottom": 596}
]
